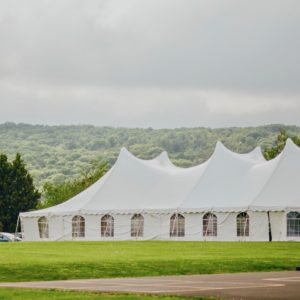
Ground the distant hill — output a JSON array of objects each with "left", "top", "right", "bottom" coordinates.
[{"left": 1, "top": 123, "right": 300, "bottom": 188}]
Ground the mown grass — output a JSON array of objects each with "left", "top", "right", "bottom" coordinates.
[
  {"left": 0, "top": 241, "right": 299, "bottom": 282},
  {"left": 0, "top": 289, "right": 210, "bottom": 300}
]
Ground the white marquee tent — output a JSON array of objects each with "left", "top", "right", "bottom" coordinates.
[{"left": 20, "top": 139, "right": 300, "bottom": 241}]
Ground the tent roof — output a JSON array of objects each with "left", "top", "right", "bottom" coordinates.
[{"left": 21, "top": 140, "right": 300, "bottom": 217}]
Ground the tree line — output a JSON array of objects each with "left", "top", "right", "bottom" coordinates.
[{"left": 1, "top": 122, "right": 300, "bottom": 188}]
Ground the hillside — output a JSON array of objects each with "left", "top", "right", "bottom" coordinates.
[{"left": 1, "top": 123, "right": 300, "bottom": 188}]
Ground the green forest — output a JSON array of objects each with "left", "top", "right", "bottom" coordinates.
[{"left": 1, "top": 122, "right": 300, "bottom": 190}]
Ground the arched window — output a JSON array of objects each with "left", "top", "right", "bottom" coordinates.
[
  {"left": 72, "top": 215, "right": 85, "bottom": 238},
  {"left": 38, "top": 216, "right": 49, "bottom": 239},
  {"left": 101, "top": 215, "right": 114, "bottom": 237},
  {"left": 237, "top": 212, "right": 249, "bottom": 237},
  {"left": 287, "top": 211, "right": 300, "bottom": 237},
  {"left": 170, "top": 213, "right": 185, "bottom": 237},
  {"left": 203, "top": 213, "right": 217, "bottom": 237},
  {"left": 131, "top": 214, "right": 144, "bottom": 237}
]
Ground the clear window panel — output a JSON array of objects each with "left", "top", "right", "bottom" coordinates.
[{"left": 170, "top": 214, "right": 185, "bottom": 237}]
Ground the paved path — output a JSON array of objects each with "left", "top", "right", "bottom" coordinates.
[{"left": 0, "top": 271, "right": 300, "bottom": 299}]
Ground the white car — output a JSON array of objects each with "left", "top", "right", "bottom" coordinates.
[{"left": 0, "top": 232, "right": 22, "bottom": 242}]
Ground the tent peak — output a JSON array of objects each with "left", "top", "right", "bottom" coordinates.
[
  {"left": 282, "top": 138, "right": 300, "bottom": 155},
  {"left": 117, "top": 147, "right": 176, "bottom": 169},
  {"left": 212, "top": 141, "right": 265, "bottom": 164},
  {"left": 286, "top": 138, "right": 295, "bottom": 147},
  {"left": 214, "top": 141, "right": 237, "bottom": 156},
  {"left": 120, "top": 147, "right": 129, "bottom": 153},
  {"left": 241, "top": 146, "right": 266, "bottom": 162},
  {"left": 115, "top": 147, "right": 138, "bottom": 164},
  {"left": 154, "top": 151, "right": 175, "bottom": 167}
]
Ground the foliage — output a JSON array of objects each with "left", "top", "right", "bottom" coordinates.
[
  {"left": 39, "top": 162, "right": 109, "bottom": 209},
  {"left": 1, "top": 123, "right": 300, "bottom": 188},
  {"left": 263, "top": 130, "right": 300, "bottom": 160},
  {"left": 0, "top": 241, "right": 299, "bottom": 282},
  {"left": 0, "top": 153, "right": 40, "bottom": 232}
]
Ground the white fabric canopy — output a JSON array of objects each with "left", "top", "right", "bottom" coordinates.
[{"left": 21, "top": 139, "right": 300, "bottom": 218}]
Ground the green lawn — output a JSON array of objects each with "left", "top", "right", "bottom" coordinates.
[
  {"left": 0, "top": 241, "right": 299, "bottom": 283},
  {"left": 0, "top": 289, "right": 210, "bottom": 300}
]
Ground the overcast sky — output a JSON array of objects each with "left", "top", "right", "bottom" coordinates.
[{"left": 0, "top": 0, "right": 299, "bottom": 128}]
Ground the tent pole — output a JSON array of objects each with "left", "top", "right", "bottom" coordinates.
[
  {"left": 15, "top": 215, "right": 20, "bottom": 238},
  {"left": 267, "top": 211, "right": 272, "bottom": 242}
]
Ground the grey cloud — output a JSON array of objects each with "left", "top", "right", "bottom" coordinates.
[
  {"left": 0, "top": 81, "right": 299, "bottom": 127},
  {"left": 0, "top": 0, "right": 299, "bottom": 127},
  {"left": 0, "top": 0, "right": 299, "bottom": 92}
]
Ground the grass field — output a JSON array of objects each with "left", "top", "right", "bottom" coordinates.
[
  {"left": 0, "top": 241, "right": 299, "bottom": 283},
  {"left": 0, "top": 289, "right": 210, "bottom": 300}
]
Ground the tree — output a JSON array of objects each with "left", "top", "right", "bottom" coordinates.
[
  {"left": 263, "top": 130, "right": 300, "bottom": 160},
  {"left": 0, "top": 153, "right": 40, "bottom": 232},
  {"left": 40, "top": 162, "right": 109, "bottom": 209},
  {"left": 0, "top": 154, "right": 10, "bottom": 231}
]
